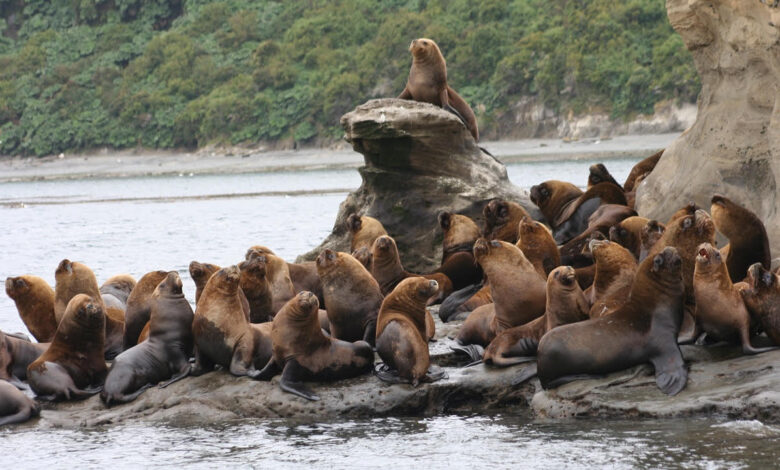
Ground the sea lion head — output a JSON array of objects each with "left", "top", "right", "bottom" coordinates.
[
  {"left": 472, "top": 238, "right": 493, "bottom": 260},
  {"left": 740, "top": 263, "right": 778, "bottom": 312},
  {"left": 694, "top": 242, "right": 722, "bottom": 272},
  {"left": 409, "top": 38, "right": 442, "bottom": 61},
  {"left": 651, "top": 247, "right": 683, "bottom": 277},
  {"left": 189, "top": 261, "right": 220, "bottom": 285},
  {"left": 316, "top": 249, "right": 340, "bottom": 273},
  {"left": 5, "top": 276, "right": 29, "bottom": 299},
  {"left": 438, "top": 211, "right": 453, "bottom": 230},
  {"left": 609, "top": 224, "right": 632, "bottom": 248},
  {"left": 550, "top": 265, "right": 577, "bottom": 288},
  {"left": 55, "top": 259, "right": 74, "bottom": 277},
  {"left": 640, "top": 219, "right": 665, "bottom": 247},
  {"left": 667, "top": 203, "right": 699, "bottom": 225},
  {"left": 239, "top": 253, "right": 267, "bottom": 278},
  {"left": 346, "top": 214, "right": 362, "bottom": 234},
  {"left": 372, "top": 235, "right": 395, "bottom": 254},
  {"left": 692, "top": 209, "right": 716, "bottom": 238},
  {"left": 288, "top": 290, "right": 319, "bottom": 321},
  {"left": 483, "top": 199, "right": 510, "bottom": 234},
  {"left": 212, "top": 265, "right": 241, "bottom": 294},
  {"left": 517, "top": 216, "right": 551, "bottom": 241},
  {"left": 154, "top": 271, "right": 183, "bottom": 298},
  {"left": 588, "top": 163, "right": 618, "bottom": 188},
  {"left": 410, "top": 277, "right": 439, "bottom": 300},
  {"left": 246, "top": 245, "right": 274, "bottom": 259},
  {"left": 581, "top": 230, "right": 607, "bottom": 253},
  {"left": 70, "top": 294, "right": 104, "bottom": 325},
  {"left": 710, "top": 194, "right": 762, "bottom": 240},
  {"left": 529, "top": 183, "right": 551, "bottom": 207},
  {"left": 745, "top": 263, "right": 776, "bottom": 292}
]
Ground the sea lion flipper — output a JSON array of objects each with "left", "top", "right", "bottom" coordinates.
[
  {"left": 398, "top": 87, "right": 412, "bottom": 100},
  {"left": 446, "top": 86, "right": 479, "bottom": 141},
  {"left": 651, "top": 353, "right": 688, "bottom": 396},
  {"left": 69, "top": 384, "right": 103, "bottom": 400},
  {"left": 279, "top": 359, "right": 319, "bottom": 401},
  {"left": 511, "top": 362, "right": 538, "bottom": 387},
  {"left": 253, "top": 358, "right": 281, "bottom": 381},
  {"left": 159, "top": 364, "right": 190, "bottom": 388},
  {"left": 450, "top": 343, "right": 485, "bottom": 363},
  {"left": 0, "top": 409, "right": 34, "bottom": 426},
  {"left": 189, "top": 347, "right": 214, "bottom": 377},
  {"left": 439, "top": 282, "right": 483, "bottom": 322},
  {"left": 373, "top": 363, "right": 405, "bottom": 384},
  {"left": 362, "top": 319, "right": 377, "bottom": 347},
  {"left": 424, "top": 365, "right": 447, "bottom": 383}
]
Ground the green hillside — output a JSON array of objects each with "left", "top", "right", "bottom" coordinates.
[{"left": 0, "top": 0, "right": 699, "bottom": 156}]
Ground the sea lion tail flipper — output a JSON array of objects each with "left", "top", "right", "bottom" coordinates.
[
  {"left": 511, "top": 363, "right": 538, "bottom": 387},
  {"left": 374, "top": 363, "right": 406, "bottom": 385},
  {"left": 362, "top": 320, "right": 377, "bottom": 348},
  {"left": 279, "top": 360, "right": 319, "bottom": 401},
  {"left": 159, "top": 364, "right": 191, "bottom": 388},
  {"left": 103, "top": 383, "right": 154, "bottom": 406},
  {"left": 0, "top": 409, "right": 34, "bottom": 426},
  {"left": 439, "top": 282, "right": 483, "bottom": 322},
  {"left": 487, "top": 355, "right": 537, "bottom": 368},
  {"left": 449, "top": 343, "right": 485, "bottom": 363},
  {"left": 69, "top": 384, "right": 103, "bottom": 400},
  {"left": 253, "top": 358, "right": 281, "bottom": 381},
  {"left": 424, "top": 365, "right": 448, "bottom": 383},
  {"left": 651, "top": 353, "right": 688, "bottom": 396}
]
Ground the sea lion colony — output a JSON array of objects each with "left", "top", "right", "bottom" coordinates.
[{"left": 1, "top": 39, "right": 779, "bottom": 425}]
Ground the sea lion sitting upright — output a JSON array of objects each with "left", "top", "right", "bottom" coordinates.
[
  {"left": 123, "top": 270, "right": 168, "bottom": 349},
  {"left": 710, "top": 195, "right": 771, "bottom": 282},
  {"left": 238, "top": 253, "right": 274, "bottom": 323},
  {"left": 27, "top": 294, "right": 107, "bottom": 401},
  {"left": 101, "top": 272, "right": 195, "bottom": 406},
  {"left": 534, "top": 247, "right": 687, "bottom": 396},
  {"left": 189, "top": 261, "right": 251, "bottom": 321},
  {"left": 639, "top": 219, "right": 666, "bottom": 261},
  {"left": 5, "top": 275, "right": 57, "bottom": 342},
  {"left": 483, "top": 266, "right": 589, "bottom": 366},
  {"left": 375, "top": 277, "right": 446, "bottom": 385},
  {"left": 256, "top": 291, "right": 374, "bottom": 401},
  {"left": 437, "top": 211, "right": 483, "bottom": 290},
  {"left": 245, "top": 248, "right": 296, "bottom": 314},
  {"left": 693, "top": 243, "right": 775, "bottom": 354},
  {"left": 741, "top": 263, "right": 780, "bottom": 346},
  {"left": 244, "top": 245, "right": 324, "bottom": 306},
  {"left": 398, "top": 38, "right": 479, "bottom": 141},
  {"left": 482, "top": 199, "right": 532, "bottom": 243},
  {"left": 99, "top": 274, "right": 136, "bottom": 312},
  {"left": 587, "top": 239, "right": 638, "bottom": 318},
  {"left": 0, "top": 380, "right": 40, "bottom": 426},
  {"left": 529, "top": 181, "right": 583, "bottom": 229},
  {"left": 516, "top": 217, "right": 560, "bottom": 278},
  {"left": 624, "top": 149, "right": 663, "bottom": 193},
  {"left": 190, "top": 266, "right": 271, "bottom": 378},
  {"left": 347, "top": 214, "right": 388, "bottom": 253},
  {"left": 316, "top": 250, "right": 384, "bottom": 346}
]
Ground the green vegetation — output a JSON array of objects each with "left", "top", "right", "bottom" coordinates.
[{"left": 0, "top": 0, "right": 699, "bottom": 156}]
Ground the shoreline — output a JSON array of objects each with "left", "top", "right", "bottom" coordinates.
[{"left": 0, "top": 133, "right": 678, "bottom": 183}]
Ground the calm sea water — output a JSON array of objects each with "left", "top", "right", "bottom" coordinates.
[{"left": 2, "top": 156, "right": 775, "bottom": 468}]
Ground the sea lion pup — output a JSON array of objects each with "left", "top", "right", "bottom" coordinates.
[
  {"left": 437, "top": 211, "right": 483, "bottom": 290},
  {"left": 551, "top": 182, "right": 628, "bottom": 245},
  {"left": 529, "top": 180, "right": 583, "bottom": 229},
  {"left": 351, "top": 246, "right": 373, "bottom": 272},
  {"left": 482, "top": 199, "right": 532, "bottom": 243},
  {"left": 624, "top": 149, "right": 663, "bottom": 193},
  {"left": 99, "top": 274, "right": 136, "bottom": 312},
  {"left": 190, "top": 266, "right": 270, "bottom": 378},
  {"left": 1, "top": 330, "right": 48, "bottom": 382},
  {"left": 255, "top": 291, "right": 374, "bottom": 401},
  {"left": 587, "top": 163, "right": 621, "bottom": 189},
  {"left": 238, "top": 253, "right": 274, "bottom": 323},
  {"left": 122, "top": 270, "right": 168, "bottom": 349},
  {"left": 587, "top": 239, "right": 637, "bottom": 318},
  {"left": 609, "top": 216, "right": 651, "bottom": 259},
  {"left": 101, "top": 272, "right": 195, "bottom": 406},
  {"left": 711, "top": 195, "right": 771, "bottom": 282},
  {"left": 27, "top": 294, "right": 107, "bottom": 401},
  {"left": 316, "top": 249, "right": 384, "bottom": 345},
  {"left": 54, "top": 259, "right": 124, "bottom": 360},
  {"left": 483, "top": 266, "right": 589, "bottom": 367},
  {"left": 375, "top": 277, "right": 446, "bottom": 385},
  {"left": 244, "top": 248, "right": 296, "bottom": 314},
  {"left": 741, "top": 263, "right": 780, "bottom": 346},
  {"left": 370, "top": 235, "right": 453, "bottom": 305},
  {"left": 5, "top": 275, "right": 57, "bottom": 342},
  {"left": 639, "top": 219, "right": 666, "bottom": 261},
  {"left": 189, "top": 261, "right": 251, "bottom": 321},
  {"left": 0, "top": 380, "right": 40, "bottom": 426},
  {"left": 559, "top": 204, "right": 637, "bottom": 259},
  {"left": 693, "top": 244, "right": 776, "bottom": 354},
  {"left": 346, "top": 214, "right": 388, "bottom": 253},
  {"left": 532, "top": 247, "right": 687, "bottom": 396},
  {"left": 516, "top": 217, "right": 560, "bottom": 278},
  {"left": 398, "top": 37, "right": 479, "bottom": 141}
]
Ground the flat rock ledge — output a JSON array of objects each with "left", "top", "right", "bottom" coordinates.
[{"left": 28, "top": 312, "right": 780, "bottom": 428}]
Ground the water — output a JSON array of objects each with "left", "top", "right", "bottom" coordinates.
[{"left": 1, "top": 155, "right": 775, "bottom": 468}]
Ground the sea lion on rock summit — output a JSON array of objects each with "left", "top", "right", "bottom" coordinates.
[
  {"left": 710, "top": 195, "right": 771, "bottom": 282},
  {"left": 0, "top": 380, "right": 40, "bottom": 426},
  {"left": 347, "top": 214, "right": 388, "bottom": 253},
  {"left": 244, "top": 245, "right": 323, "bottom": 306},
  {"left": 5, "top": 275, "right": 57, "bottom": 342},
  {"left": 741, "top": 263, "right": 780, "bottom": 346},
  {"left": 123, "top": 270, "right": 168, "bottom": 349},
  {"left": 256, "top": 291, "right": 374, "bottom": 401},
  {"left": 27, "top": 294, "right": 107, "bottom": 401},
  {"left": 482, "top": 199, "right": 532, "bottom": 243},
  {"left": 398, "top": 38, "right": 479, "bottom": 141}
]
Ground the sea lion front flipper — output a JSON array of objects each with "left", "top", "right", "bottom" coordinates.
[
  {"left": 159, "top": 363, "right": 190, "bottom": 388},
  {"left": 511, "top": 363, "right": 538, "bottom": 387},
  {"left": 362, "top": 319, "right": 377, "bottom": 347},
  {"left": 253, "top": 358, "right": 281, "bottom": 381},
  {"left": 374, "top": 363, "right": 406, "bottom": 384},
  {"left": 279, "top": 359, "right": 319, "bottom": 401},
  {"left": 651, "top": 352, "right": 688, "bottom": 396},
  {"left": 450, "top": 343, "right": 485, "bottom": 363},
  {"left": 189, "top": 347, "right": 214, "bottom": 377},
  {"left": 439, "top": 282, "right": 483, "bottom": 322},
  {"left": 398, "top": 87, "right": 412, "bottom": 100}
]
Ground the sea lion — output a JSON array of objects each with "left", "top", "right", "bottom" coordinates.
[
  {"left": 693, "top": 243, "right": 775, "bottom": 354},
  {"left": 101, "top": 272, "right": 195, "bottom": 406},
  {"left": 741, "top": 263, "right": 780, "bottom": 346},
  {"left": 552, "top": 182, "right": 628, "bottom": 245},
  {"left": 1, "top": 330, "right": 47, "bottom": 382},
  {"left": 347, "top": 214, "right": 388, "bottom": 253},
  {"left": 189, "top": 261, "right": 251, "bottom": 320},
  {"left": 483, "top": 266, "right": 589, "bottom": 366},
  {"left": 587, "top": 239, "right": 637, "bottom": 318},
  {"left": 351, "top": 246, "right": 373, "bottom": 272},
  {"left": 238, "top": 253, "right": 274, "bottom": 323},
  {"left": 482, "top": 199, "right": 532, "bottom": 243},
  {"left": 54, "top": 259, "right": 124, "bottom": 360},
  {"left": 398, "top": 37, "right": 479, "bottom": 141},
  {"left": 0, "top": 380, "right": 40, "bottom": 426},
  {"left": 123, "top": 270, "right": 168, "bottom": 350},
  {"left": 255, "top": 291, "right": 374, "bottom": 400},
  {"left": 27, "top": 294, "right": 107, "bottom": 401},
  {"left": 438, "top": 282, "right": 493, "bottom": 322},
  {"left": 190, "top": 266, "right": 271, "bottom": 378},
  {"left": 244, "top": 245, "right": 324, "bottom": 305},
  {"left": 588, "top": 163, "right": 621, "bottom": 189},
  {"left": 375, "top": 277, "right": 446, "bottom": 385},
  {"left": 316, "top": 249, "right": 384, "bottom": 345},
  {"left": 99, "top": 274, "right": 136, "bottom": 312},
  {"left": 0, "top": 331, "right": 21, "bottom": 388},
  {"left": 244, "top": 248, "right": 296, "bottom": 314},
  {"left": 624, "top": 149, "right": 663, "bottom": 192},
  {"left": 559, "top": 204, "right": 636, "bottom": 259},
  {"left": 609, "top": 216, "right": 651, "bottom": 259},
  {"left": 534, "top": 247, "right": 687, "bottom": 396},
  {"left": 5, "top": 275, "right": 57, "bottom": 342},
  {"left": 639, "top": 219, "right": 666, "bottom": 261},
  {"left": 711, "top": 194, "right": 771, "bottom": 282},
  {"left": 516, "top": 217, "right": 560, "bottom": 278},
  {"left": 370, "top": 235, "right": 453, "bottom": 304},
  {"left": 437, "top": 211, "right": 483, "bottom": 290},
  {"left": 529, "top": 180, "right": 583, "bottom": 229}
]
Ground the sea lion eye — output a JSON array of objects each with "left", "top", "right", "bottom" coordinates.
[
  {"left": 683, "top": 218, "right": 693, "bottom": 229},
  {"left": 490, "top": 240, "right": 501, "bottom": 247},
  {"left": 541, "top": 187, "right": 549, "bottom": 197},
  {"left": 763, "top": 272, "right": 774, "bottom": 286},
  {"left": 653, "top": 255, "right": 664, "bottom": 269},
  {"left": 327, "top": 252, "right": 335, "bottom": 261}
]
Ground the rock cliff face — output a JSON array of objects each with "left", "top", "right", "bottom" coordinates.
[
  {"left": 299, "top": 98, "right": 533, "bottom": 272},
  {"left": 637, "top": 0, "right": 780, "bottom": 256}
]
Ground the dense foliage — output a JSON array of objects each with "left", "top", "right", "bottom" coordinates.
[{"left": 0, "top": 0, "right": 699, "bottom": 156}]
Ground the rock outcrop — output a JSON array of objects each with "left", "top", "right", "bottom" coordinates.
[
  {"left": 298, "top": 99, "right": 533, "bottom": 272},
  {"left": 636, "top": 0, "right": 780, "bottom": 257}
]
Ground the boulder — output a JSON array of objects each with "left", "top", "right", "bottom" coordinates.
[
  {"left": 297, "top": 98, "right": 533, "bottom": 272},
  {"left": 636, "top": 0, "right": 780, "bottom": 256}
]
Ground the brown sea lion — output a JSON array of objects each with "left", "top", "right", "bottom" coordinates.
[
  {"left": 370, "top": 235, "right": 453, "bottom": 304},
  {"left": 255, "top": 291, "right": 374, "bottom": 400},
  {"left": 529, "top": 180, "right": 583, "bottom": 229},
  {"left": 741, "top": 263, "right": 780, "bottom": 346},
  {"left": 189, "top": 261, "right": 251, "bottom": 320},
  {"left": 101, "top": 272, "right": 195, "bottom": 406},
  {"left": 711, "top": 195, "right": 771, "bottom": 282},
  {"left": 244, "top": 245, "right": 324, "bottom": 305},
  {"left": 0, "top": 380, "right": 40, "bottom": 426},
  {"left": 99, "top": 274, "right": 136, "bottom": 312},
  {"left": 516, "top": 217, "right": 560, "bottom": 278},
  {"left": 609, "top": 216, "right": 651, "bottom": 259},
  {"left": 316, "top": 250, "right": 384, "bottom": 346},
  {"left": 398, "top": 37, "right": 479, "bottom": 141},
  {"left": 552, "top": 182, "right": 628, "bottom": 245},
  {"left": 347, "top": 214, "right": 388, "bottom": 253},
  {"left": 27, "top": 294, "right": 107, "bottom": 401},
  {"left": 5, "top": 275, "right": 57, "bottom": 342},
  {"left": 559, "top": 204, "right": 636, "bottom": 259},
  {"left": 351, "top": 246, "right": 373, "bottom": 272},
  {"left": 693, "top": 243, "right": 775, "bottom": 354},
  {"left": 375, "top": 277, "right": 446, "bottom": 385},
  {"left": 245, "top": 249, "right": 296, "bottom": 314},
  {"left": 437, "top": 211, "right": 483, "bottom": 290},
  {"left": 482, "top": 199, "right": 532, "bottom": 243},
  {"left": 54, "top": 259, "right": 124, "bottom": 360},
  {"left": 483, "top": 266, "right": 589, "bottom": 366},
  {"left": 588, "top": 163, "right": 621, "bottom": 189},
  {"left": 1, "top": 330, "right": 48, "bottom": 382},
  {"left": 238, "top": 253, "right": 274, "bottom": 323},
  {"left": 123, "top": 270, "right": 168, "bottom": 350},
  {"left": 624, "top": 149, "right": 663, "bottom": 193},
  {"left": 190, "top": 266, "right": 271, "bottom": 378},
  {"left": 639, "top": 219, "right": 666, "bottom": 261},
  {"left": 587, "top": 239, "right": 637, "bottom": 318},
  {"left": 533, "top": 247, "right": 687, "bottom": 396}
]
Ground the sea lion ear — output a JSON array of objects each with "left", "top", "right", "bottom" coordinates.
[
  {"left": 438, "top": 212, "right": 451, "bottom": 229},
  {"left": 682, "top": 217, "right": 693, "bottom": 229}
]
